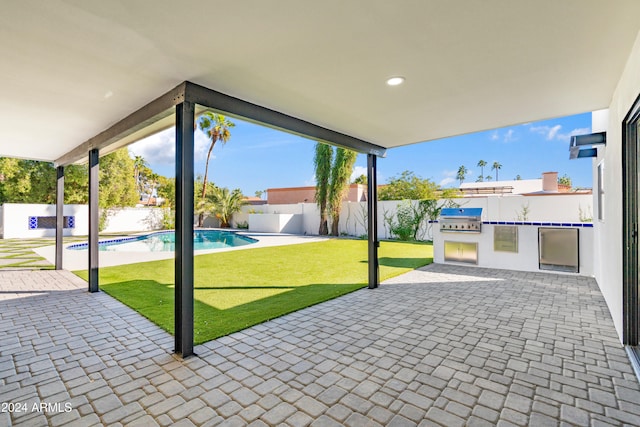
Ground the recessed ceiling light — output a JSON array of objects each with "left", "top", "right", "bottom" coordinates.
[{"left": 386, "top": 76, "right": 405, "bottom": 86}]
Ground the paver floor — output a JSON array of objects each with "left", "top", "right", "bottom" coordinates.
[{"left": 1, "top": 264, "right": 639, "bottom": 426}]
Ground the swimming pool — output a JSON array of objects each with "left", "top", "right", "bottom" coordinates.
[{"left": 68, "top": 230, "right": 258, "bottom": 252}]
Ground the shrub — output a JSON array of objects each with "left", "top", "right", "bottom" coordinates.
[{"left": 162, "top": 209, "right": 175, "bottom": 230}]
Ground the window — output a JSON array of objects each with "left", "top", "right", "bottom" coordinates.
[{"left": 597, "top": 161, "right": 604, "bottom": 221}]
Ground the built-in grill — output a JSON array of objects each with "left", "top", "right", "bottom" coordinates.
[{"left": 439, "top": 207, "right": 483, "bottom": 233}]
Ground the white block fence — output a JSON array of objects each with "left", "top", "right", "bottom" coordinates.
[{"left": 1, "top": 193, "right": 592, "bottom": 240}]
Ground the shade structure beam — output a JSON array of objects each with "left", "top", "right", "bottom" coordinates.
[
  {"left": 184, "top": 82, "right": 386, "bottom": 157},
  {"left": 174, "top": 101, "right": 195, "bottom": 358},
  {"left": 55, "top": 81, "right": 386, "bottom": 167},
  {"left": 367, "top": 153, "right": 380, "bottom": 289},
  {"left": 55, "top": 166, "right": 64, "bottom": 270},
  {"left": 88, "top": 149, "right": 99, "bottom": 292}
]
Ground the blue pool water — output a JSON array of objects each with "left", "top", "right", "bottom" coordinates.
[{"left": 68, "top": 230, "right": 257, "bottom": 252}]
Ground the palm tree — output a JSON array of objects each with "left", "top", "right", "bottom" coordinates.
[
  {"left": 328, "top": 148, "right": 357, "bottom": 236},
  {"left": 211, "top": 187, "right": 246, "bottom": 228},
  {"left": 492, "top": 161, "right": 502, "bottom": 181},
  {"left": 133, "top": 155, "right": 147, "bottom": 195},
  {"left": 456, "top": 165, "right": 468, "bottom": 185},
  {"left": 314, "top": 143, "right": 333, "bottom": 235},
  {"left": 485, "top": 175, "right": 493, "bottom": 181},
  {"left": 477, "top": 160, "right": 487, "bottom": 182},
  {"left": 197, "top": 112, "right": 235, "bottom": 226},
  {"left": 146, "top": 172, "right": 159, "bottom": 205}
]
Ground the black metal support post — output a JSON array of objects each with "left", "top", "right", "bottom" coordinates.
[
  {"left": 175, "top": 101, "right": 195, "bottom": 358},
  {"left": 55, "top": 166, "right": 64, "bottom": 270},
  {"left": 367, "top": 153, "right": 379, "bottom": 289},
  {"left": 88, "top": 149, "right": 99, "bottom": 292}
]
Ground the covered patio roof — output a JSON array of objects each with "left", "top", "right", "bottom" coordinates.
[{"left": 1, "top": 0, "right": 640, "bottom": 162}]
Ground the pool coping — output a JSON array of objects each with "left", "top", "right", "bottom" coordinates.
[
  {"left": 33, "top": 229, "right": 329, "bottom": 271},
  {"left": 65, "top": 229, "right": 258, "bottom": 251}
]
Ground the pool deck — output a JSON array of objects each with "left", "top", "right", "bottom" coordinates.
[{"left": 33, "top": 231, "right": 328, "bottom": 271}]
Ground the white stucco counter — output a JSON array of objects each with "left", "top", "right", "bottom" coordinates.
[{"left": 433, "top": 221, "right": 594, "bottom": 276}]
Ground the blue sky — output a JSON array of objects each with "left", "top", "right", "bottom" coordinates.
[{"left": 128, "top": 112, "right": 593, "bottom": 196}]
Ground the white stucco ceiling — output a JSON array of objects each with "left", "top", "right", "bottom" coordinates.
[{"left": 1, "top": 0, "right": 639, "bottom": 162}]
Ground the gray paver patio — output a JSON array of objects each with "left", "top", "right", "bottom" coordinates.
[{"left": 0, "top": 264, "right": 639, "bottom": 426}]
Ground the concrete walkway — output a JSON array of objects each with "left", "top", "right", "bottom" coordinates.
[{"left": 1, "top": 265, "right": 639, "bottom": 426}]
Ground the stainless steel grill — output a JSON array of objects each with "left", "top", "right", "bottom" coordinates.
[{"left": 439, "top": 208, "right": 482, "bottom": 233}]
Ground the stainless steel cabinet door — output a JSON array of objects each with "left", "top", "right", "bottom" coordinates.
[
  {"left": 444, "top": 241, "right": 478, "bottom": 264},
  {"left": 539, "top": 228, "right": 579, "bottom": 273}
]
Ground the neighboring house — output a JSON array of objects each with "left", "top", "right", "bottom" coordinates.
[
  {"left": 459, "top": 171, "right": 591, "bottom": 196},
  {"left": 267, "top": 184, "right": 367, "bottom": 205},
  {"left": 243, "top": 196, "right": 267, "bottom": 206},
  {"left": 137, "top": 195, "right": 165, "bottom": 207}
]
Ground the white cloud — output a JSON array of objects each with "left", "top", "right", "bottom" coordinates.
[
  {"left": 194, "top": 129, "right": 214, "bottom": 161},
  {"left": 128, "top": 127, "right": 225, "bottom": 165},
  {"left": 547, "top": 124, "right": 562, "bottom": 140},
  {"left": 489, "top": 129, "right": 517, "bottom": 143},
  {"left": 128, "top": 128, "right": 175, "bottom": 165},
  {"left": 440, "top": 177, "right": 456, "bottom": 187},
  {"left": 351, "top": 165, "right": 367, "bottom": 182},
  {"left": 529, "top": 124, "right": 591, "bottom": 142},
  {"left": 556, "top": 127, "right": 591, "bottom": 142},
  {"left": 503, "top": 129, "right": 516, "bottom": 142},
  {"left": 440, "top": 169, "right": 458, "bottom": 187}
]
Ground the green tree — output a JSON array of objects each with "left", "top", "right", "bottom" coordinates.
[
  {"left": 156, "top": 176, "right": 175, "bottom": 207},
  {"left": 353, "top": 174, "right": 367, "bottom": 185},
  {"left": 492, "top": 161, "right": 502, "bottom": 181},
  {"left": 485, "top": 175, "right": 493, "bottom": 181},
  {"left": 456, "top": 165, "right": 468, "bottom": 185},
  {"left": 98, "top": 148, "right": 138, "bottom": 209},
  {"left": 477, "top": 160, "right": 487, "bottom": 182},
  {"left": 194, "top": 179, "right": 217, "bottom": 222},
  {"left": 0, "top": 149, "right": 139, "bottom": 210},
  {"left": 197, "top": 112, "right": 235, "bottom": 226},
  {"left": 211, "top": 187, "right": 247, "bottom": 228},
  {"left": 0, "top": 158, "right": 88, "bottom": 204},
  {"left": 515, "top": 175, "right": 522, "bottom": 180},
  {"left": 379, "top": 170, "right": 439, "bottom": 201},
  {"left": 0, "top": 158, "right": 52, "bottom": 203},
  {"left": 440, "top": 188, "right": 462, "bottom": 199},
  {"left": 63, "top": 165, "right": 89, "bottom": 204},
  {"left": 328, "top": 148, "right": 357, "bottom": 236},
  {"left": 313, "top": 143, "right": 333, "bottom": 235}
]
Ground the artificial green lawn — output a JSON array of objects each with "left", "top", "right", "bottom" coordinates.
[{"left": 75, "top": 239, "right": 433, "bottom": 344}]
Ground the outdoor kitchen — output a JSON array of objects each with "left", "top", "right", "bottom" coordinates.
[{"left": 433, "top": 207, "right": 594, "bottom": 276}]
